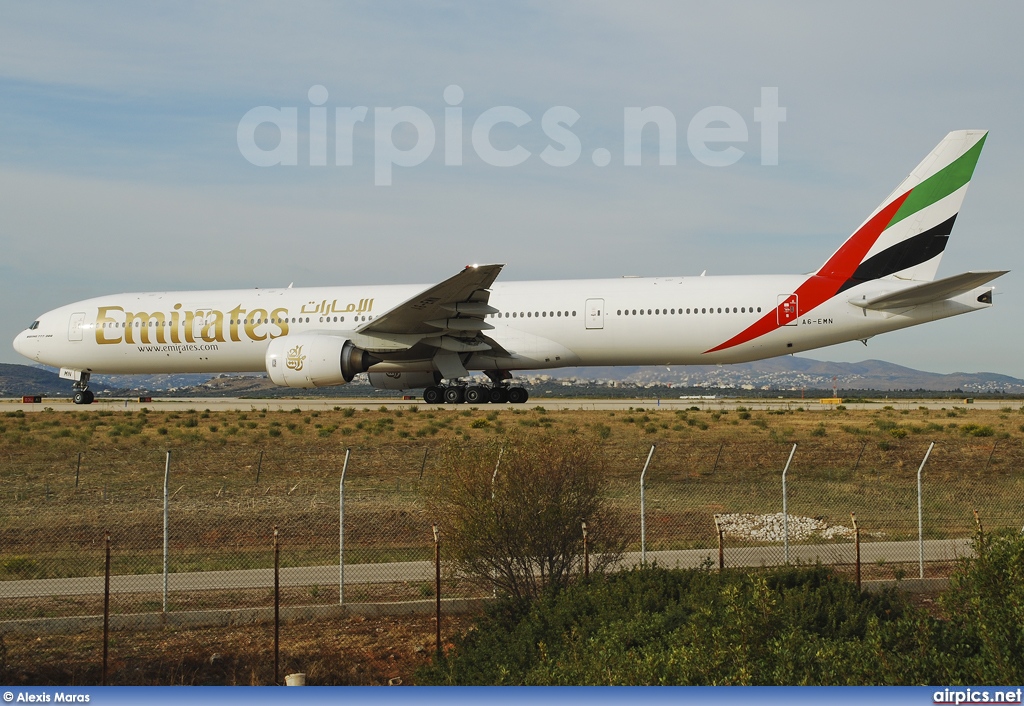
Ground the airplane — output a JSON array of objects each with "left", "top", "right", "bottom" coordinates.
[{"left": 13, "top": 130, "right": 1006, "bottom": 405}]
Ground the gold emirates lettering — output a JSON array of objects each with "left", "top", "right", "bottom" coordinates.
[{"left": 95, "top": 305, "right": 291, "bottom": 345}]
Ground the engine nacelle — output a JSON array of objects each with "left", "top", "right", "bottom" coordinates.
[
  {"left": 367, "top": 371, "right": 442, "bottom": 390},
  {"left": 265, "top": 334, "right": 379, "bottom": 388}
]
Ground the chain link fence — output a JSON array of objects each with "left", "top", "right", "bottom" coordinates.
[{"left": 2, "top": 437, "right": 1022, "bottom": 633}]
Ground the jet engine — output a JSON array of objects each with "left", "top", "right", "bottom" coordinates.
[
  {"left": 265, "top": 334, "right": 379, "bottom": 388},
  {"left": 367, "top": 371, "right": 442, "bottom": 390}
]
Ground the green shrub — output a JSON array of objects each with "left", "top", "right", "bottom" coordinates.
[
  {"left": 939, "top": 530, "right": 1024, "bottom": 682},
  {"left": 419, "top": 565, "right": 930, "bottom": 685},
  {"left": 422, "top": 543, "right": 1024, "bottom": 686}
]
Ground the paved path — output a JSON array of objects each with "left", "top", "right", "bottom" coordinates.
[{"left": 0, "top": 538, "right": 972, "bottom": 598}]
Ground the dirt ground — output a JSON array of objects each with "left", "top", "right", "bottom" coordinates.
[{"left": 0, "top": 611, "right": 477, "bottom": 686}]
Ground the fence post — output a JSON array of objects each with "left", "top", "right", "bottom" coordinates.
[
  {"left": 640, "top": 444, "right": 656, "bottom": 566},
  {"left": 711, "top": 442, "right": 724, "bottom": 475},
  {"left": 75, "top": 452, "right": 82, "bottom": 488},
  {"left": 713, "top": 514, "right": 724, "bottom": 571},
  {"left": 851, "top": 512, "right": 860, "bottom": 591},
  {"left": 984, "top": 441, "right": 997, "bottom": 472},
  {"left": 491, "top": 446, "right": 504, "bottom": 498},
  {"left": 433, "top": 524, "right": 441, "bottom": 661},
  {"left": 852, "top": 440, "right": 867, "bottom": 473},
  {"left": 490, "top": 447, "right": 504, "bottom": 597},
  {"left": 582, "top": 520, "right": 589, "bottom": 578},
  {"left": 782, "top": 443, "right": 797, "bottom": 565},
  {"left": 255, "top": 450, "right": 264, "bottom": 485},
  {"left": 917, "top": 442, "right": 934, "bottom": 579},
  {"left": 339, "top": 447, "right": 350, "bottom": 605},
  {"left": 163, "top": 450, "right": 170, "bottom": 614},
  {"left": 274, "top": 525, "right": 280, "bottom": 686},
  {"left": 102, "top": 532, "right": 110, "bottom": 686}
]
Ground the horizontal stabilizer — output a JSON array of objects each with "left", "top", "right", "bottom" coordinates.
[{"left": 850, "top": 270, "right": 1007, "bottom": 310}]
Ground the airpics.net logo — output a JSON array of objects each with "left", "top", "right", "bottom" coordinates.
[{"left": 237, "top": 85, "right": 786, "bottom": 185}]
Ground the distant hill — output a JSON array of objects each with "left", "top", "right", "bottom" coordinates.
[
  {"left": 550, "top": 358, "right": 1024, "bottom": 393},
  {"left": 2, "top": 356, "right": 1023, "bottom": 398},
  {"left": 0, "top": 364, "right": 68, "bottom": 396}
]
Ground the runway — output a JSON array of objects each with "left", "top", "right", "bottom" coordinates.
[{"left": 0, "top": 396, "right": 1013, "bottom": 413}]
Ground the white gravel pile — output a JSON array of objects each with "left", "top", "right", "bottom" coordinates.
[{"left": 714, "top": 513, "right": 855, "bottom": 542}]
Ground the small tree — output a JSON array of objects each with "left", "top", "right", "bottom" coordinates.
[{"left": 427, "top": 431, "right": 627, "bottom": 601}]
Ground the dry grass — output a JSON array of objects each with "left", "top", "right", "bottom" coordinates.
[{"left": 2, "top": 402, "right": 1019, "bottom": 684}]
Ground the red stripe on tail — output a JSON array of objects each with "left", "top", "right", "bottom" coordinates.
[{"left": 704, "top": 192, "right": 910, "bottom": 354}]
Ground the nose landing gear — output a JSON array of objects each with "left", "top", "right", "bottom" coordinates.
[
  {"left": 72, "top": 389, "right": 95, "bottom": 405},
  {"left": 68, "top": 371, "right": 94, "bottom": 405}
]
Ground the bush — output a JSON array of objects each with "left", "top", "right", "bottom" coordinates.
[
  {"left": 420, "top": 534, "right": 1024, "bottom": 686},
  {"left": 419, "top": 565, "right": 926, "bottom": 685},
  {"left": 939, "top": 529, "right": 1024, "bottom": 682},
  {"left": 426, "top": 432, "right": 627, "bottom": 601}
]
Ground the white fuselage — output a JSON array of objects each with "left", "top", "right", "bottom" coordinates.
[{"left": 12, "top": 273, "right": 992, "bottom": 378}]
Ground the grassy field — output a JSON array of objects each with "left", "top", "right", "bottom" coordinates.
[
  {"left": 3, "top": 401, "right": 1020, "bottom": 685},
  {"left": 1, "top": 402, "right": 1022, "bottom": 600}
]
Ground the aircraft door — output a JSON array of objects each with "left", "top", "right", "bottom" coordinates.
[
  {"left": 585, "top": 298, "right": 605, "bottom": 329},
  {"left": 193, "top": 310, "right": 210, "bottom": 341},
  {"left": 68, "top": 312, "right": 86, "bottom": 342},
  {"left": 777, "top": 294, "right": 798, "bottom": 326}
]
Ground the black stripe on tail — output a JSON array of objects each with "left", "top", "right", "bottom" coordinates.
[{"left": 836, "top": 214, "right": 957, "bottom": 294}]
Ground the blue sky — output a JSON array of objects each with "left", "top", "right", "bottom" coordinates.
[{"left": 2, "top": 2, "right": 1022, "bottom": 376}]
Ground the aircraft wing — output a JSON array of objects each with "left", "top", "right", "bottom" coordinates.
[
  {"left": 359, "top": 264, "right": 504, "bottom": 337},
  {"left": 849, "top": 270, "right": 1008, "bottom": 311}
]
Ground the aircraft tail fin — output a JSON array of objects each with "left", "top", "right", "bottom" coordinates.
[{"left": 816, "top": 130, "right": 988, "bottom": 291}]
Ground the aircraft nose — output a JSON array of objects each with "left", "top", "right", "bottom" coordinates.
[{"left": 13, "top": 329, "right": 33, "bottom": 359}]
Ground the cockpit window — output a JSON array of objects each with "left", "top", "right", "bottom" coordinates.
[{"left": 28, "top": 321, "right": 40, "bottom": 330}]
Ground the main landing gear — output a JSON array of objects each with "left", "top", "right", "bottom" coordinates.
[
  {"left": 71, "top": 373, "right": 95, "bottom": 405},
  {"left": 422, "top": 384, "right": 529, "bottom": 405}
]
